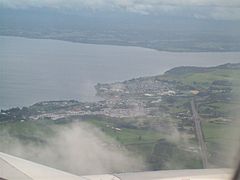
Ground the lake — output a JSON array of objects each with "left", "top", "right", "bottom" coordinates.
[{"left": 1, "top": 36, "right": 240, "bottom": 109}]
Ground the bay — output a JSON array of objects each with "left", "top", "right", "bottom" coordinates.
[{"left": 1, "top": 36, "right": 240, "bottom": 109}]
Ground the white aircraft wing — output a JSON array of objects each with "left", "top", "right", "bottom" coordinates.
[{"left": 0, "top": 152, "right": 232, "bottom": 180}]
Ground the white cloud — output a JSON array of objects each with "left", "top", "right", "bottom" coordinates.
[{"left": 0, "top": 0, "right": 240, "bottom": 20}]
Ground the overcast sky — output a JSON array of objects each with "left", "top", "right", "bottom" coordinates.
[{"left": 0, "top": 0, "right": 240, "bottom": 20}]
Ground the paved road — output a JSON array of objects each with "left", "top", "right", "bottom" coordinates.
[{"left": 191, "top": 98, "right": 208, "bottom": 168}]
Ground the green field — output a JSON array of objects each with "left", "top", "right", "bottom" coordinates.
[
  {"left": 87, "top": 119, "right": 165, "bottom": 145},
  {"left": 86, "top": 118, "right": 201, "bottom": 170},
  {"left": 202, "top": 121, "right": 240, "bottom": 167}
]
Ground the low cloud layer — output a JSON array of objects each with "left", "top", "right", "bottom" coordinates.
[
  {"left": 0, "top": 122, "right": 145, "bottom": 175},
  {"left": 0, "top": 0, "right": 240, "bottom": 20}
]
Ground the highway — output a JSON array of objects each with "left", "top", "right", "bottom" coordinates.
[{"left": 191, "top": 98, "right": 208, "bottom": 168}]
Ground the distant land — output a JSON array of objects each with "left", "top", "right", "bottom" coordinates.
[
  {"left": 1, "top": 63, "right": 240, "bottom": 173},
  {"left": 1, "top": 8, "right": 240, "bottom": 52}
]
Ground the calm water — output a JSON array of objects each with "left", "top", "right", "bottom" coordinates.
[{"left": 1, "top": 36, "right": 240, "bottom": 109}]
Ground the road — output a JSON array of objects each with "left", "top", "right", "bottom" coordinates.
[{"left": 191, "top": 98, "right": 208, "bottom": 168}]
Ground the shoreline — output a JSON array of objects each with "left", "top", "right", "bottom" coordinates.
[{"left": 2, "top": 34, "right": 240, "bottom": 53}]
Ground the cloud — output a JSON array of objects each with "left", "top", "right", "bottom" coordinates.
[
  {"left": 0, "top": 0, "right": 240, "bottom": 20},
  {"left": 0, "top": 122, "right": 145, "bottom": 175}
]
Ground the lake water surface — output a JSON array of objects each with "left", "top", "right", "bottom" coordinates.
[{"left": 1, "top": 36, "right": 240, "bottom": 109}]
